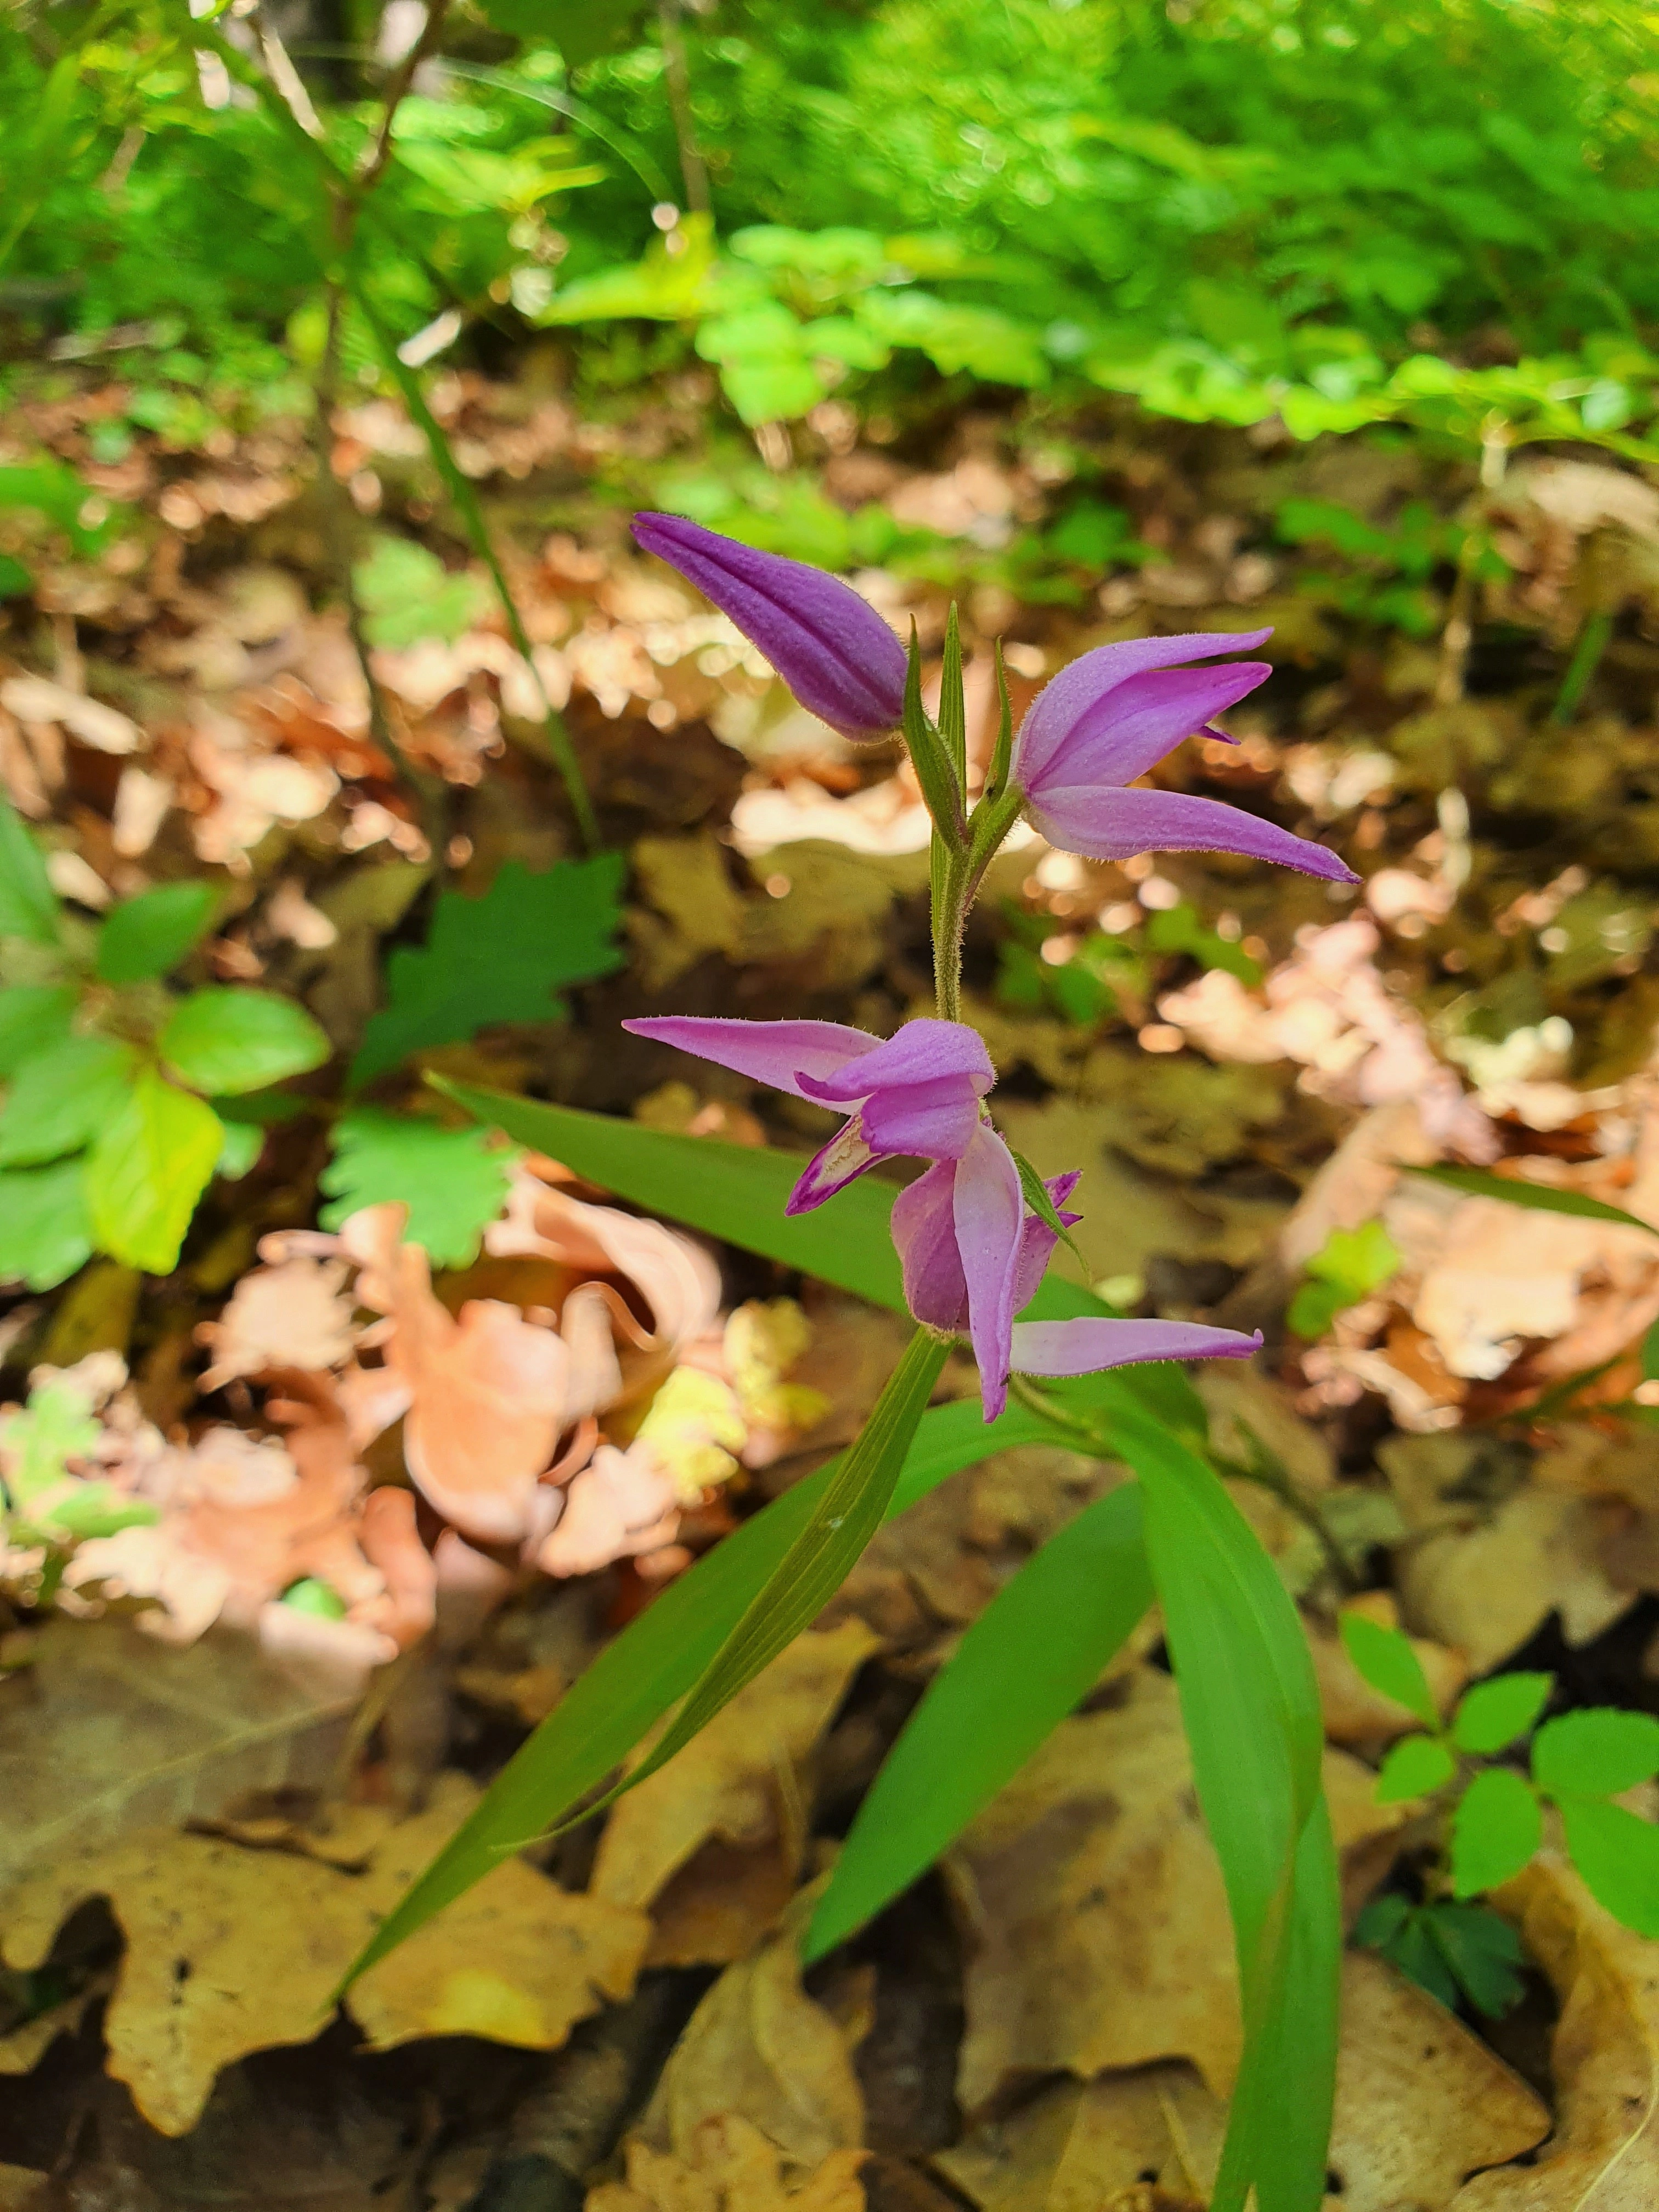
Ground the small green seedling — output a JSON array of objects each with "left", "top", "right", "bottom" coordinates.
[{"left": 1289, "top": 1221, "right": 1401, "bottom": 1340}]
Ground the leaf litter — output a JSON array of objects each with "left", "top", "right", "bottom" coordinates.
[{"left": 14, "top": 338, "right": 1659, "bottom": 2211}]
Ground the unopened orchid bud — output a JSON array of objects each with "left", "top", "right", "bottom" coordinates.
[{"left": 632, "top": 511, "right": 907, "bottom": 741}]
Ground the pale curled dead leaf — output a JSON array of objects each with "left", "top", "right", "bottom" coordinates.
[
  {"left": 1453, "top": 1848, "right": 1659, "bottom": 2209},
  {"left": 587, "top": 2115, "right": 866, "bottom": 2212},
  {"left": 0, "top": 1773, "right": 648, "bottom": 2134},
  {"left": 943, "top": 1668, "right": 1409, "bottom": 2112},
  {"left": 936, "top": 1955, "right": 1545, "bottom": 2212},
  {"left": 639, "top": 1913, "right": 864, "bottom": 2170}
]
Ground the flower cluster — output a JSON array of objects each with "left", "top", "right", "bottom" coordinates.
[{"left": 630, "top": 515, "right": 1359, "bottom": 1415}]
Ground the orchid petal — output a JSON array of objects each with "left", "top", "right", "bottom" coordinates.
[
  {"left": 786, "top": 1116, "right": 878, "bottom": 1214},
  {"left": 623, "top": 1014, "right": 881, "bottom": 1102},
  {"left": 1037, "top": 662, "right": 1271, "bottom": 791},
  {"left": 891, "top": 1159, "right": 969, "bottom": 1332},
  {"left": 1010, "top": 1317, "right": 1263, "bottom": 1375},
  {"left": 952, "top": 1124, "right": 1025, "bottom": 1422},
  {"left": 794, "top": 1015, "right": 995, "bottom": 1103},
  {"left": 1015, "top": 628, "right": 1273, "bottom": 793},
  {"left": 859, "top": 1074, "right": 986, "bottom": 1161},
  {"left": 1011, "top": 1168, "right": 1082, "bottom": 1316},
  {"left": 1026, "top": 785, "right": 1360, "bottom": 882},
  {"left": 633, "top": 513, "right": 908, "bottom": 740}
]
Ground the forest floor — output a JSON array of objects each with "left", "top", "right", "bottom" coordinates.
[{"left": 5, "top": 357, "right": 1659, "bottom": 2210}]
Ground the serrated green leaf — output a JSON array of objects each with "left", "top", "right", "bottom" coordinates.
[
  {"left": 1376, "top": 1734, "right": 1456, "bottom": 1802},
  {"left": 0, "top": 799, "right": 60, "bottom": 946},
  {"left": 1533, "top": 1707, "right": 1659, "bottom": 1797},
  {"left": 1372, "top": 1911, "right": 1463, "bottom": 2011},
  {"left": 1340, "top": 1612, "right": 1440, "bottom": 1728},
  {"left": 805, "top": 1481, "right": 1153, "bottom": 1961},
  {"left": 95, "top": 881, "right": 219, "bottom": 984},
  {"left": 1560, "top": 1798, "right": 1659, "bottom": 1936},
  {"left": 349, "top": 856, "right": 626, "bottom": 1089},
  {"left": 1113, "top": 1401, "right": 1334, "bottom": 2212},
  {"left": 1407, "top": 1164, "right": 1656, "bottom": 1236},
  {"left": 0, "top": 1158, "right": 92, "bottom": 1289},
  {"left": 319, "top": 1110, "right": 520, "bottom": 1268},
  {"left": 0, "top": 1035, "right": 136, "bottom": 1167},
  {"left": 1451, "top": 1767, "right": 1542, "bottom": 1895},
  {"left": 160, "top": 988, "right": 330, "bottom": 1096},
  {"left": 84, "top": 1070, "right": 223, "bottom": 1274},
  {"left": 0, "top": 985, "right": 75, "bottom": 1077},
  {"left": 1421, "top": 1901, "right": 1526, "bottom": 2016},
  {"left": 1453, "top": 1672, "right": 1553, "bottom": 1757},
  {"left": 343, "top": 1383, "right": 1067, "bottom": 1988}
]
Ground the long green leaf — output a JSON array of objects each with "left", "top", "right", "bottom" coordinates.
[
  {"left": 1111, "top": 1401, "right": 1334, "bottom": 2212},
  {"left": 344, "top": 1384, "right": 1065, "bottom": 1983},
  {"left": 804, "top": 1481, "right": 1153, "bottom": 1961},
  {"left": 431, "top": 1078, "right": 1205, "bottom": 1430},
  {"left": 1407, "top": 1163, "right": 1656, "bottom": 1235}
]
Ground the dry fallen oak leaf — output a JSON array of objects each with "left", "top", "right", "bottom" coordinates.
[
  {"left": 0, "top": 1773, "right": 648, "bottom": 2135},
  {"left": 936, "top": 1955, "right": 1545, "bottom": 2212},
  {"left": 587, "top": 2114, "right": 866, "bottom": 2212}
]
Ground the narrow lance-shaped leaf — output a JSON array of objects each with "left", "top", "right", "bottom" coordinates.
[
  {"left": 342, "top": 1382, "right": 1067, "bottom": 1985},
  {"left": 1113, "top": 1400, "right": 1334, "bottom": 2212},
  {"left": 1406, "top": 1163, "right": 1657, "bottom": 1237},
  {"left": 805, "top": 1481, "right": 1153, "bottom": 1961}
]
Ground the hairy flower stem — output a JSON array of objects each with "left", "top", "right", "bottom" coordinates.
[{"left": 930, "top": 843, "right": 971, "bottom": 1023}]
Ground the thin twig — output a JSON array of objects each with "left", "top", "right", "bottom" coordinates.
[{"left": 358, "top": 0, "right": 454, "bottom": 195}]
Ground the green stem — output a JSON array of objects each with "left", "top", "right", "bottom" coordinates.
[
  {"left": 1551, "top": 608, "right": 1613, "bottom": 726},
  {"left": 931, "top": 843, "right": 970, "bottom": 1023}
]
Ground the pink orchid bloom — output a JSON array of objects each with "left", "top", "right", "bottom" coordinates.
[
  {"left": 626, "top": 1013, "right": 1261, "bottom": 1418},
  {"left": 622, "top": 1015, "right": 995, "bottom": 1213},
  {"left": 1011, "top": 629, "right": 1358, "bottom": 883}
]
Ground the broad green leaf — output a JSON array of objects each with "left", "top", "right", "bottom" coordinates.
[
  {"left": 1375, "top": 1734, "right": 1456, "bottom": 1802},
  {"left": 1533, "top": 1708, "right": 1659, "bottom": 1798},
  {"left": 95, "top": 881, "right": 218, "bottom": 984},
  {"left": 350, "top": 856, "right": 625, "bottom": 1088},
  {"left": 0, "top": 799, "right": 59, "bottom": 945},
  {"left": 1112, "top": 1402, "right": 1333, "bottom": 2212},
  {"left": 216, "top": 1120, "right": 264, "bottom": 1180},
  {"left": 84, "top": 1071, "right": 223, "bottom": 1274},
  {"left": 319, "top": 1111, "right": 522, "bottom": 1269},
  {"left": 0, "top": 1035, "right": 136, "bottom": 1167},
  {"left": 434, "top": 1080, "right": 1205, "bottom": 1432},
  {"left": 344, "top": 1385, "right": 1066, "bottom": 1985},
  {"left": 1407, "top": 1164, "right": 1656, "bottom": 1237},
  {"left": 353, "top": 537, "right": 488, "bottom": 651},
  {"left": 0, "top": 985, "right": 75, "bottom": 1077},
  {"left": 1453, "top": 1672, "right": 1553, "bottom": 1756},
  {"left": 1339, "top": 1613, "right": 1439, "bottom": 1728},
  {"left": 0, "top": 1158, "right": 92, "bottom": 1289},
  {"left": 1451, "top": 1768, "right": 1542, "bottom": 1895},
  {"left": 805, "top": 1482, "right": 1153, "bottom": 1961},
  {"left": 160, "top": 988, "right": 330, "bottom": 1096},
  {"left": 1560, "top": 1798, "right": 1659, "bottom": 1936}
]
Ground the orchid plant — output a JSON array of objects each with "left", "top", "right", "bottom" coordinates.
[{"left": 352, "top": 519, "right": 1364, "bottom": 2212}]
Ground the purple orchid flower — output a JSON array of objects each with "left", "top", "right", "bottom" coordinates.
[
  {"left": 624, "top": 1012, "right": 1262, "bottom": 1419},
  {"left": 1010, "top": 630, "right": 1359, "bottom": 883},
  {"left": 632, "top": 513, "right": 907, "bottom": 741},
  {"left": 621, "top": 1014, "right": 994, "bottom": 1213}
]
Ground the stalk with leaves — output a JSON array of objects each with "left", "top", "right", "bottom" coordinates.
[{"left": 345, "top": 518, "right": 1370, "bottom": 2210}]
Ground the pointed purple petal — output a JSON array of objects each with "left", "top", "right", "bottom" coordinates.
[
  {"left": 793, "top": 1016, "right": 995, "bottom": 1104},
  {"left": 633, "top": 513, "right": 907, "bottom": 741},
  {"left": 952, "top": 1125, "right": 1025, "bottom": 1422},
  {"left": 859, "top": 1075, "right": 985, "bottom": 1161},
  {"left": 623, "top": 1015, "right": 880, "bottom": 1101},
  {"left": 1010, "top": 1318, "right": 1263, "bottom": 1375},
  {"left": 1032, "top": 663, "right": 1271, "bottom": 794},
  {"left": 1011, "top": 1167, "right": 1083, "bottom": 1314},
  {"left": 891, "top": 1159, "right": 969, "bottom": 1331},
  {"left": 785, "top": 1116, "right": 877, "bottom": 1214},
  {"left": 1014, "top": 628, "right": 1273, "bottom": 793},
  {"left": 1025, "top": 786, "right": 1359, "bottom": 883}
]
